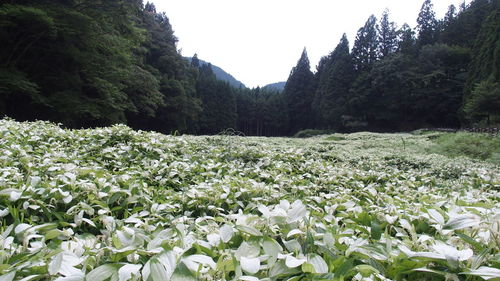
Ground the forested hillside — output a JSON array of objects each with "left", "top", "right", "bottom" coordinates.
[
  {"left": 263, "top": 82, "right": 286, "bottom": 92},
  {"left": 185, "top": 56, "right": 246, "bottom": 88},
  {"left": 284, "top": 0, "right": 500, "bottom": 133},
  {"left": 0, "top": 0, "right": 498, "bottom": 136}
]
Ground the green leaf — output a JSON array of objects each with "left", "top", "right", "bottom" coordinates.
[
  {"left": 370, "top": 221, "right": 382, "bottom": 240},
  {"left": 354, "top": 265, "right": 380, "bottom": 277},
  {"left": 86, "top": 264, "right": 119, "bottom": 281},
  {"left": 263, "top": 237, "right": 283, "bottom": 257},
  {"left": 45, "top": 229, "right": 62, "bottom": 240},
  {"left": 334, "top": 258, "right": 354, "bottom": 279},
  {"left": 236, "top": 225, "right": 262, "bottom": 237},
  {"left": 456, "top": 232, "right": 485, "bottom": 252},
  {"left": 171, "top": 262, "right": 196, "bottom": 281},
  {"left": 150, "top": 259, "right": 169, "bottom": 281},
  {"left": 269, "top": 260, "right": 301, "bottom": 278},
  {"left": 307, "top": 254, "right": 328, "bottom": 274}
]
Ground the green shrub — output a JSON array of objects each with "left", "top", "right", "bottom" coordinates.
[
  {"left": 430, "top": 132, "right": 500, "bottom": 164},
  {"left": 325, "top": 135, "right": 346, "bottom": 141},
  {"left": 293, "top": 129, "right": 331, "bottom": 138}
]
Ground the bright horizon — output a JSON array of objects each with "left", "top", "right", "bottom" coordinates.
[{"left": 151, "top": 0, "right": 468, "bottom": 88}]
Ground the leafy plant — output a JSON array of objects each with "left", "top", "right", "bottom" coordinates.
[{"left": 0, "top": 119, "right": 498, "bottom": 280}]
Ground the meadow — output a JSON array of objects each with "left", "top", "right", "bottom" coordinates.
[{"left": 0, "top": 119, "right": 498, "bottom": 281}]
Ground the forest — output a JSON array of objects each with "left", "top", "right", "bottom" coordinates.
[{"left": 0, "top": 0, "right": 499, "bottom": 136}]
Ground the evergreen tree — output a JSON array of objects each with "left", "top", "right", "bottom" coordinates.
[
  {"left": 444, "top": 4, "right": 457, "bottom": 25},
  {"left": 412, "top": 44, "right": 470, "bottom": 127},
  {"left": 191, "top": 53, "right": 200, "bottom": 68},
  {"left": 196, "top": 64, "right": 237, "bottom": 134},
  {"left": 352, "top": 15, "right": 378, "bottom": 71},
  {"left": 463, "top": 8, "right": 500, "bottom": 125},
  {"left": 439, "top": 5, "right": 458, "bottom": 44},
  {"left": 416, "top": 0, "right": 438, "bottom": 46},
  {"left": 398, "top": 24, "right": 417, "bottom": 55},
  {"left": 368, "top": 54, "right": 418, "bottom": 130},
  {"left": 349, "top": 15, "right": 379, "bottom": 131},
  {"left": 283, "top": 48, "right": 315, "bottom": 134},
  {"left": 313, "top": 34, "right": 355, "bottom": 129},
  {"left": 440, "top": 0, "right": 494, "bottom": 47},
  {"left": 1, "top": 0, "right": 499, "bottom": 134},
  {"left": 377, "top": 9, "right": 398, "bottom": 58},
  {"left": 0, "top": 1, "right": 144, "bottom": 127}
]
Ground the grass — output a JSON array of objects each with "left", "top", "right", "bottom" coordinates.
[{"left": 429, "top": 132, "right": 500, "bottom": 164}]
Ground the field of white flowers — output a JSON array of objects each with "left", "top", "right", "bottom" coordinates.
[{"left": 0, "top": 119, "right": 498, "bottom": 281}]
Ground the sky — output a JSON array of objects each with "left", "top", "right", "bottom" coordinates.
[{"left": 151, "top": 0, "right": 468, "bottom": 88}]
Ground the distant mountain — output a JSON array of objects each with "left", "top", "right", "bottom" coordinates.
[
  {"left": 263, "top": 81, "right": 286, "bottom": 92},
  {"left": 185, "top": 57, "right": 245, "bottom": 88}
]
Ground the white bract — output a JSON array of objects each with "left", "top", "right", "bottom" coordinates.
[{"left": 0, "top": 119, "right": 498, "bottom": 280}]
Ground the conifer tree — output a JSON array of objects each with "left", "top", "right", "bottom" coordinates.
[
  {"left": 352, "top": 15, "right": 378, "bottom": 71},
  {"left": 444, "top": 4, "right": 457, "bottom": 25},
  {"left": 417, "top": 0, "right": 438, "bottom": 46},
  {"left": 463, "top": 9, "right": 500, "bottom": 125},
  {"left": 283, "top": 48, "right": 315, "bottom": 134},
  {"left": 313, "top": 34, "right": 355, "bottom": 129},
  {"left": 191, "top": 53, "right": 200, "bottom": 68},
  {"left": 377, "top": 9, "right": 398, "bottom": 58},
  {"left": 439, "top": 5, "right": 458, "bottom": 44},
  {"left": 398, "top": 24, "right": 417, "bottom": 55}
]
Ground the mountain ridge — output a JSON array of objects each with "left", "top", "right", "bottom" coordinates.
[
  {"left": 263, "top": 81, "right": 286, "bottom": 92},
  {"left": 185, "top": 57, "right": 245, "bottom": 88}
]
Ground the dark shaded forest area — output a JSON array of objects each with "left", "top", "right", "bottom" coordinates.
[{"left": 0, "top": 0, "right": 499, "bottom": 136}]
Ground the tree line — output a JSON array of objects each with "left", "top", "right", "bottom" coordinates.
[
  {"left": 283, "top": 0, "right": 499, "bottom": 134},
  {"left": 0, "top": 0, "right": 498, "bottom": 136}
]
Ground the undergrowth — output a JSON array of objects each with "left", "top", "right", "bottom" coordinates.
[{"left": 430, "top": 132, "right": 500, "bottom": 164}]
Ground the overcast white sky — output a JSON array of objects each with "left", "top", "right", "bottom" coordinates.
[{"left": 151, "top": 0, "right": 468, "bottom": 88}]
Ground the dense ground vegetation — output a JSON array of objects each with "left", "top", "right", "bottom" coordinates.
[
  {"left": 0, "top": 119, "right": 498, "bottom": 280},
  {"left": 1, "top": 0, "right": 499, "bottom": 135},
  {"left": 428, "top": 132, "right": 500, "bottom": 164}
]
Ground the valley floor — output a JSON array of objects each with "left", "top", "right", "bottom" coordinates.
[{"left": 0, "top": 119, "right": 498, "bottom": 280}]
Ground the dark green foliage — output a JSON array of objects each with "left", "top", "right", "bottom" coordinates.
[
  {"left": 363, "top": 54, "right": 418, "bottom": 130},
  {"left": 417, "top": 0, "right": 439, "bottom": 46},
  {"left": 0, "top": 1, "right": 203, "bottom": 133},
  {"left": 235, "top": 87, "right": 288, "bottom": 136},
  {"left": 312, "top": 34, "right": 355, "bottom": 129},
  {"left": 0, "top": 1, "right": 143, "bottom": 127},
  {"left": 293, "top": 129, "right": 331, "bottom": 138},
  {"left": 283, "top": 49, "right": 315, "bottom": 134},
  {"left": 352, "top": 15, "right": 379, "bottom": 71},
  {"left": 463, "top": 78, "right": 500, "bottom": 126},
  {"left": 462, "top": 8, "right": 500, "bottom": 126},
  {"left": 412, "top": 44, "right": 470, "bottom": 127},
  {"left": 440, "top": 0, "right": 495, "bottom": 47},
  {"left": 398, "top": 24, "right": 417, "bottom": 55},
  {"left": 377, "top": 9, "right": 398, "bottom": 58},
  {"left": 129, "top": 3, "right": 201, "bottom": 133},
  {"left": 0, "top": 0, "right": 498, "bottom": 135},
  {"left": 195, "top": 64, "right": 237, "bottom": 134},
  {"left": 191, "top": 53, "right": 200, "bottom": 68},
  {"left": 185, "top": 56, "right": 246, "bottom": 88},
  {"left": 263, "top": 82, "right": 286, "bottom": 92}
]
